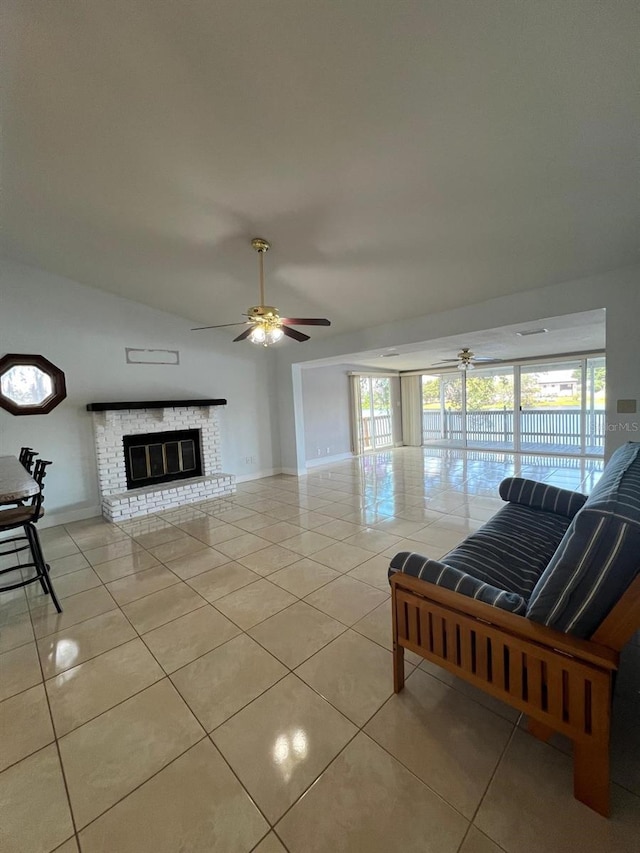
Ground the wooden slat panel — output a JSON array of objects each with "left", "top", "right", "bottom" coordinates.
[
  {"left": 546, "top": 666, "right": 563, "bottom": 719},
  {"left": 427, "top": 611, "right": 434, "bottom": 653},
  {"left": 432, "top": 614, "right": 445, "bottom": 659},
  {"left": 476, "top": 635, "right": 489, "bottom": 680},
  {"left": 460, "top": 624, "right": 474, "bottom": 672},
  {"left": 566, "top": 672, "right": 586, "bottom": 734},
  {"left": 419, "top": 608, "right": 430, "bottom": 654},
  {"left": 412, "top": 595, "right": 611, "bottom": 680},
  {"left": 396, "top": 598, "right": 407, "bottom": 642},
  {"left": 491, "top": 637, "right": 506, "bottom": 692},
  {"left": 589, "top": 677, "right": 612, "bottom": 740},
  {"left": 394, "top": 588, "right": 614, "bottom": 741},
  {"left": 447, "top": 623, "right": 460, "bottom": 666},
  {"left": 443, "top": 621, "right": 457, "bottom": 665},
  {"left": 391, "top": 574, "right": 618, "bottom": 669},
  {"left": 527, "top": 656, "right": 544, "bottom": 713},
  {"left": 509, "top": 648, "right": 524, "bottom": 700},
  {"left": 407, "top": 604, "right": 420, "bottom": 646}
]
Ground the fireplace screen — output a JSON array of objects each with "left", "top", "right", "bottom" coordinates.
[{"left": 123, "top": 429, "right": 202, "bottom": 489}]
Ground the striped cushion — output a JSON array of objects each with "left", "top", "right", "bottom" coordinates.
[
  {"left": 389, "top": 552, "right": 527, "bottom": 614},
  {"left": 499, "top": 478, "right": 587, "bottom": 518},
  {"left": 527, "top": 442, "right": 640, "bottom": 637},
  {"left": 435, "top": 503, "right": 570, "bottom": 598},
  {"left": 578, "top": 441, "right": 640, "bottom": 523}
]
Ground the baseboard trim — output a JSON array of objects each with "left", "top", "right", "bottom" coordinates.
[
  {"left": 305, "top": 452, "right": 354, "bottom": 469},
  {"left": 235, "top": 468, "right": 281, "bottom": 483},
  {"left": 39, "top": 505, "right": 103, "bottom": 529}
]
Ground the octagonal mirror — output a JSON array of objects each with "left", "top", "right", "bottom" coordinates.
[{"left": 0, "top": 354, "right": 67, "bottom": 415}]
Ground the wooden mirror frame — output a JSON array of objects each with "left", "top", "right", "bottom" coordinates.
[{"left": 0, "top": 353, "right": 67, "bottom": 415}]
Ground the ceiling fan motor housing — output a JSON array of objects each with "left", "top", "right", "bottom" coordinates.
[{"left": 248, "top": 305, "right": 280, "bottom": 321}]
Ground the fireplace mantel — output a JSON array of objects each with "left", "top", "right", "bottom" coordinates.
[{"left": 86, "top": 399, "right": 226, "bottom": 412}]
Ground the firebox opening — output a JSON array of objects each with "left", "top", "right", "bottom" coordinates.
[{"left": 123, "top": 429, "right": 202, "bottom": 489}]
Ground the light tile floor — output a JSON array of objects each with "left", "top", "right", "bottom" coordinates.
[{"left": 1, "top": 447, "right": 639, "bottom": 852}]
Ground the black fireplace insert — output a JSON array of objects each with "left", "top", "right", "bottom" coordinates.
[{"left": 123, "top": 429, "right": 202, "bottom": 489}]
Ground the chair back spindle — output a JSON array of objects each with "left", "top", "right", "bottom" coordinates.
[
  {"left": 30, "top": 460, "right": 52, "bottom": 520},
  {"left": 19, "top": 447, "right": 38, "bottom": 474}
]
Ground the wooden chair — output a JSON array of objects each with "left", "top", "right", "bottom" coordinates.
[
  {"left": 391, "top": 570, "right": 640, "bottom": 817},
  {"left": 0, "top": 460, "right": 62, "bottom": 613}
]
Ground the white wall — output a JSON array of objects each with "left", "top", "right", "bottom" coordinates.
[
  {"left": 301, "top": 366, "right": 352, "bottom": 462},
  {"left": 0, "top": 258, "right": 279, "bottom": 524},
  {"left": 276, "top": 266, "right": 640, "bottom": 471},
  {"left": 301, "top": 365, "right": 402, "bottom": 464}
]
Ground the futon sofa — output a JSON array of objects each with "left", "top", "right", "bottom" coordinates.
[{"left": 388, "top": 441, "right": 640, "bottom": 816}]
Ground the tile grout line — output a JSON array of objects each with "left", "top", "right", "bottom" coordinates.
[
  {"left": 455, "top": 717, "right": 520, "bottom": 852},
  {"left": 72, "top": 733, "right": 211, "bottom": 843},
  {"left": 25, "top": 575, "right": 83, "bottom": 853}
]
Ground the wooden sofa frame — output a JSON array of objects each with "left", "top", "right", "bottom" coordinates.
[{"left": 391, "top": 571, "right": 640, "bottom": 816}]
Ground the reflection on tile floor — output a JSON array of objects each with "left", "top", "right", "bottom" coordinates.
[{"left": 1, "top": 447, "right": 638, "bottom": 852}]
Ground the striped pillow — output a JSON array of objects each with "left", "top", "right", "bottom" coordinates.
[
  {"left": 499, "top": 477, "right": 587, "bottom": 518},
  {"left": 527, "top": 442, "right": 640, "bottom": 637},
  {"left": 389, "top": 552, "right": 528, "bottom": 614}
]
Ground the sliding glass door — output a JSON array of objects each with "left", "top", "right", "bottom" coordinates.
[
  {"left": 465, "top": 366, "right": 515, "bottom": 451},
  {"left": 520, "top": 361, "right": 583, "bottom": 455},
  {"left": 419, "top": 356, "right": 604, "bottom": 456},
  {"left": 421, "top": 373, "right": 464, "bottom": 447},
  {"left": 359, "top": 377, "right": 393, "bottom": 451}
]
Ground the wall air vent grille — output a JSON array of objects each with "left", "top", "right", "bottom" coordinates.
[{"left": 516, "top": 328, "right": 549, "bottom": 337}]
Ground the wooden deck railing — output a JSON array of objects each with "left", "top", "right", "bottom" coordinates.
[
  {"left": 422, "top": 409, "right": 605, "bottom": 451},
  {"left": 361, "top": 413, "right": 393, "bottom": 449}
]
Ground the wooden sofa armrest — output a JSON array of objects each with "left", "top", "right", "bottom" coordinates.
[{"left": 390, "top": 572, "right": 618, "bottom": 669}]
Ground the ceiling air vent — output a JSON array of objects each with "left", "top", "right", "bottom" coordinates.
[
  {"left": 380, "top": 352, "right": 400, "bottom": 358},
  {"left": 516, "top": 328, "right": 548, "bottom": 337}
]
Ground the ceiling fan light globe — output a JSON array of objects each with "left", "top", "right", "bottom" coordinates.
[
  {"left": 249, "top": 326, "right": 266, "bottom": 345},
  {"left": 266, "top": 327, "right": 284, "bottom": 344}
]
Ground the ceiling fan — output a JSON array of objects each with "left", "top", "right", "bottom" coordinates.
[
  {"left": 191, "top": 238, "right": 331, "bottom": 345},
  {"left": 431, "top": 348, "right": 502, "bottom": 371}
]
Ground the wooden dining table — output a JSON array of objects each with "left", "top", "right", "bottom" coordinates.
[{"left": 0, "top": 455, "right": 39, "bottom": 504}]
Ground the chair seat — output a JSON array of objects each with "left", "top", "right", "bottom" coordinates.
[{"left": 0, "top": 505, "right": 44, "bottom": 528}]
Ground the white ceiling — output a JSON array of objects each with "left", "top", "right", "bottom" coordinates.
[
  {"left": 326, "top": 309, "right": 606, "bottom": 372},
  {"left": 2, "top": 2, "right": 638, "bottom": 338}
]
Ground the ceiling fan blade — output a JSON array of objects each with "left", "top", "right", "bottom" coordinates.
[
  {"left": 280, "top": 318, "right": 331, "bottom": 326},
  {"left": 191, "top": 322, "right": 250, "bottom": 331},
  {"left": 233, "top": 328, "right": 254, "bottom": 342},
  {"left": 472, "top": 357, "right": 502, "bottom": 362},
  {"left": 282, "top": 326, "right": 311, "bottom": 342}
]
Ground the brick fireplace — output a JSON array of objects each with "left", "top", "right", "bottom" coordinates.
[{"left": 87, "top": 399, "right": 236, "bottom": 522}]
